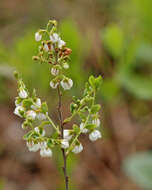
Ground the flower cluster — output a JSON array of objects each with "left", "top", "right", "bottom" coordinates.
[
  {"left": 33, "top": 20, "right": 73, "bottom": 91},
  {"left": 14, "top": 20, "right": 103, "bottom": 159}
]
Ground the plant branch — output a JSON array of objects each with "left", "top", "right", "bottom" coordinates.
[{"left": 57, "top": 84, "right": 69, "bottom": 190}]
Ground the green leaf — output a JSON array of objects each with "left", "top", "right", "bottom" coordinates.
[
  {"left": 72, "top": 124, "right": 80, "bottom": 134},
  {"left": 91, "top": 104, "right": 101, "bottom": 114},
  {"left": 89, "top": 75, "right": 103, "bottom": 91},
  {"left": 41, "top": 102, "right": 48, "bottom": 113}
]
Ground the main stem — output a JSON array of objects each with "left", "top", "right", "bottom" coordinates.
[{"left": 57, "top": 86, "right": 69, "bottom": 190}]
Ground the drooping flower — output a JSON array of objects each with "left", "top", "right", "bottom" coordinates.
[
  {"left": 44, "top": 43, "right": 49, "bottom": 52},
  {"left": 61, "top": 139, "right": 69, "bottom": 149},
  {"left": 26, "top": 110, "right": 37, "bottom": 120},
  {"left": 39, "top": 141, "right": 47, "bottom": 149},
  {"left": 62, "top": 62, "right": 69, "bottom": 69},
  {"left": 58, "top": 39, "right": 66, "bottom": 49},
  {"left": 40, "top": 148, "right": 52, "bottom": 157},
  {"left": 89, "top": 130, "right": 102, "bottom": 141},
  {"left": 19, "top": 89, "right": 28, "bottom": 99},
  {"left": 63, "top": 130, "right": 72, "bottom": 141},
  {"left": 51, "top": 67, "right": 59, "bottom": 76},
  {"left": 50, "top": 33, "right": 60, "bottom": 43},
  {"left": 31, "top": 98, "right": 41, "bottom": 110},
  {"left": 14, "top": 106, "right": 25, "bottom": 117},
  {"left": 26, "top": 141, "right": 40, "bottom": 152},
  {"left": 80, "top": 123, "right": 88, "bottom": 134},
  {"left": 36, "top": 113, "right": 47, "bottom": 120},
  {"left": 72, "top": 144, "right": 83, "bottom": 154},
  {"left": 92, "top": 118, "right": 100, "bottom": 127},
  {"left": 35, "top": 32, "right": 42, "bottom": 41},
  {"left": 61, "top": 78, "right": 73, "bottom": 90},
  {"left": 34, "top": 127, "right": 45, "bottom": 136},
  {"left": 50, "top": 80, "right": 59, "bottom": 89}
]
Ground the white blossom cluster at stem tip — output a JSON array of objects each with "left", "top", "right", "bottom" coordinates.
[{"left": 34, "top": 22, "right": 73, "bottom": 91}]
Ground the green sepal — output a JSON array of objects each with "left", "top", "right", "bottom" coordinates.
[
  {"left": 22, "top": 98, "right": 33, "bottom": 109},
  {"left": 23, "top": 131, "right": 33, "bottom": 140},
  {"left": 85, "top": 124, "right": 96, "bottom": 131}
]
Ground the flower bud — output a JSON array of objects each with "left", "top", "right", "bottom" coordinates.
[
  {"left": 61, "top": 139, "right": 69, "bottom": 149},
  {"left": 19, "top": 89, "right": 28, "bottom": 99},
  {"left": 72, "top": 144, "right": 83, "bottom": 154},
  {"left": 40, "top": 148, "right": 52, "bottom": 157},
  {"left": 63, "top": 130, "right": 72, "bottom": 141},
  {"left": 80, "top": 123, "right": 88, "bottom": 134},
  {"left": 92, "top": 118, "right": 100, "bottom": 127},
  {"left": 61, "top": 78, "right": 73, "bottom": 90},
  {"left": 35, "top": 32, "right": 42, "bottom": 41},
  {"left": 26, "top": 110, "right": 36, "bottom": 120},
  {"left": 89, "top": 130, "right": 102, "bottom": 141}
]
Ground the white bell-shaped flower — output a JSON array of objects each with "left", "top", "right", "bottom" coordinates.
[
  {"left": 44, "top": 43, "right": 49, "bottom": 52},
  {"left": 40, "top": 148, "right": 52, "bottom": 157},
  {"left": 50, "top": 80, "right": 59, "bottom": 89},
  {"left": 63, "top": 129, "right": 72, "bottom": 141},
  {"left": 31, "top": 98, "right": 41, "bottom": 110},
  {"left": 26, "top": 110, "right": 36, "bottom": 120},
  {"left": 50, "top": 33, "right": 60, "bottom": 43},
  {"left": 39, "top": 141, "right": 47, "bottom": 149},
  {"left": 26, "top": 141, "right": 40, "bottom": 152},
  {"left": 35, "top": 32, "right": 42, "bottom": 41},
  {"left": 89, "top": 130, "right": 102, "bottom": 141},
  {"left": 72, "top": 144, "right": 83, "bottom": 154},
  {"left": 51, "top": 68, "right": 59, "bottom": 76},
  {"left": 80, "top": 123, "right": 88, "bottom": 134},
  {"left": 62, "top": 62, "right": 69, "bottom": 69},
  {"left": 37, "top": 113, "right": 47, "bottom": 120},
  {"left": 58, "top": 39, "right": 66, "bottom": 49},
  {"left": 19, "top": 89, "right": 28, "bottom": 99},
  {"left": 61, "top": 139, "right": 69, "bottom": 149},
  {"left": 14, "top": 106, "right": 25, "bottom": 117},
  {"left": 34, "top": 127, "right": 45, "bottom": 136},
  {"left": 92, "top": 118, "right": 100, "bottom": 127},
  {"left": 61, "top": 78, "right": 73, "bottom": 90}
]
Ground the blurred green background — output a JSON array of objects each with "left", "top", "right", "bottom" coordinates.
[{"left": 0, "top": 0, "right": 152, "bottom": 190}]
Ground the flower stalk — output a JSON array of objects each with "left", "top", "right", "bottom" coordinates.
[{"left": 13, "top": 20, "right": 103, "bottom": 190}]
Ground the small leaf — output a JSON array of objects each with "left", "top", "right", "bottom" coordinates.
[
  {"left": 72, "top": 124, "right": 80, "bottom": 134},
  {"left": 91, "top": 104, "right": 101, "bottom": 114},
  {"left": 41, "top": 102, "right": 48, "bottom": 113}
]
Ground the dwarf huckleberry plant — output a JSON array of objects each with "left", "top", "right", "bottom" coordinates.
[{"left": 13, "top": 20, "right": 103, "bottom": 190}]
